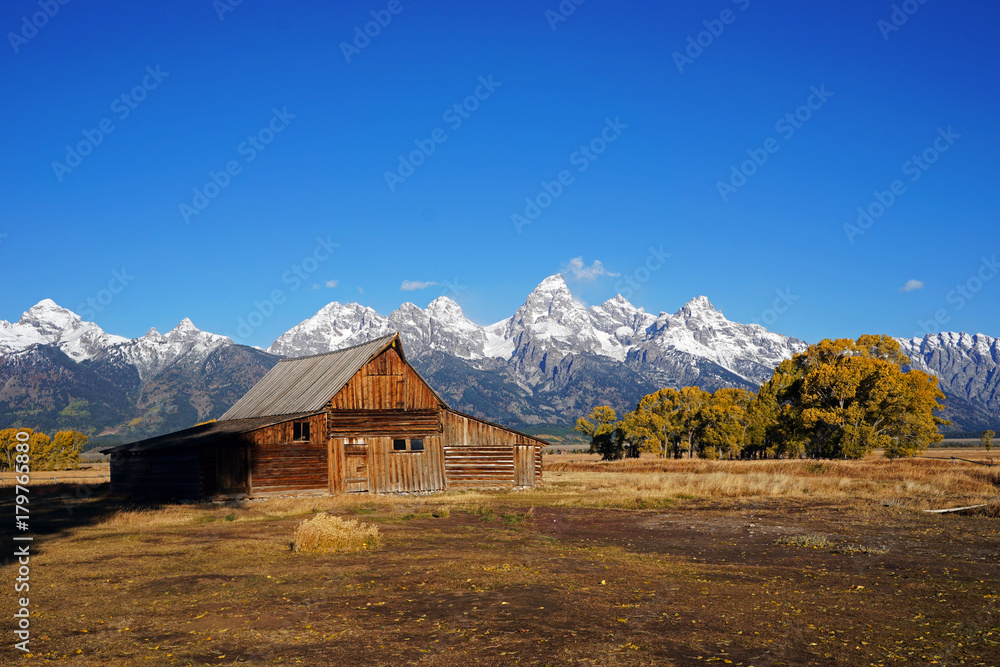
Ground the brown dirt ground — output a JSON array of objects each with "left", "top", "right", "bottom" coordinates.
[{"left": 2, "top": 484, "right": 999, "bottom": 666}]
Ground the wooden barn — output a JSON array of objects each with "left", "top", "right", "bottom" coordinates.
[{"left": 104, "top": 333, "right": 546, "bottom": 499}]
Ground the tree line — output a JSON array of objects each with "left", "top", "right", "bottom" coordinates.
[
  {"left": 576, "top": 335, "right": 948, "bottom": 460},
  {"left": 0, "top": 428, "right": 87, "bottom": 471}
]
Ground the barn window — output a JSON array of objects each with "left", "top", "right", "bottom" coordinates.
[
  {"left": 293, "top": 421, "right": 310, "bottom": 442},
  {"left": 392, "top": 438, "right": 425, "bottom": 452}
]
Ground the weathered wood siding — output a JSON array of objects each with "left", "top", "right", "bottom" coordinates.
[
  {"left": 327, "top": 409, "right": 440, "bottom": 437},
  {"left": 245, "top": 413, "right": 327, "bottom": 446},
  {"left": 322, "top": 346, "right": 448, "bottom": 494},
  {"left": 327, "top": 346, "right": 441, "bottom": 412},
  {"left": 441, "top": 410, "right": 545, "bottom": 488},
  {"left": 444, "top": 445, "right": 515, "bottom": 487},
  {"left": 248, "top": 413, "right": 329, "bottom": 495},
  {"left": 329, "top": 436, "right": 446, "bottom": 493}
]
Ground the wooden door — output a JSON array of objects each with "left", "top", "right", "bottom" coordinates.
[
  {"left": 344, "top": 443, "right": 370, "bottom": 493},
  {"left": 514, "top": 446, "right": 535, "bottom": 487}
]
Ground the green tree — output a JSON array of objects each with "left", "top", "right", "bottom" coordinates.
[
  {"left": 575, "top": 406, "right": 627, "bottom": 460},
  {"left": 982, "top": 430, "right": 995, "bottom": 452}
]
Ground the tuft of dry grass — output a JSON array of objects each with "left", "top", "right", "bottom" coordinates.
[{"left": 292, "top": 513, "right": 380, "bottom": 553}]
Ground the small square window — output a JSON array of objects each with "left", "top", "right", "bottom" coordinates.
[
  {"left": 293, "top": 422, "right": 310, "bottom": 442},
  {"left": 410, "top": 438, "right": 424, "bottom": 451},
  {"left": 393, "top": 438, "right": 407, "bottom": 451}
]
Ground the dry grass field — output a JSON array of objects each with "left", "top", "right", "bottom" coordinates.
[{"left": 2, "top": 455, "right": 999, "bottom": 666}]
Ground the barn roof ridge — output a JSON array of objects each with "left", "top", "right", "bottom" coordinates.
[
  {"left": 218, "top": 332, "right": 445, "bottom": 421},
  {"left": 273, "top": 332, "right": 402, "bottom": 363}
]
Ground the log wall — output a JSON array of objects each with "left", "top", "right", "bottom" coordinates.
[
  {"left": 250, "top": 443, "right": 328, "bottom": 494},
  {"left": 247, "top": 413, "right": 329, "bottom": 494},
  {"left": 327, "top": 409, "right": 440, "bottom": 437},
  {"left": 441, "top": 410, "right": 545, "bottom": 488}
]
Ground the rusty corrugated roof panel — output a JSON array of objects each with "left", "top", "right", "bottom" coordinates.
[{"left": 219, "top": 333, "right": 431, "bottom": 421}]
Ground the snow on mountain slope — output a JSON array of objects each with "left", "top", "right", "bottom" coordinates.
[
  {"left": 589, "top": 294, "right": 657, "bottom": 350},
  {"left": 898, "top": 332, "right": 1000, "bottom": 413},
  {"left": 102, "top": 319, "right": 233, "bottom": 381},
  {"left": 387, "top": 297, "right": 493, "bottom": 360},
  {"left": 263, "top": 276, "right": 809, "bottom": 388},
  {"left": 268, "top": 302, "right": 391, "bottom": 357},
  {"left": 0, "top": 285, "right": 812, "bottom": 394},
  {"left": 0, "top": 299, "right": 128, "bottom": 361},
  {"left": 501, "top": 274, "right": 614, "bottom": 358},
  {"left": 630, "top": 296, "right": 808, "bottom": 386}
]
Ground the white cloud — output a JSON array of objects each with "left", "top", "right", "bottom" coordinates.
[
  {"left": 562, "top": 257, "right": 619, "bottom": 282},
  {"left": 325, "top": 280, "right": 338, "bottom": 288},
  {"left": 357, "top": 286, "right": 365, "bottom": 295},
  {"left": 401, "top": 280, "right": 439, "bottom": 291},
  {"left": 899, "top": 279, "right": 924, "bottom": 292}
]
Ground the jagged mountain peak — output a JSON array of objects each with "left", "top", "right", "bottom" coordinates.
[
  {"left": 19, "top": 298, "right": 83, "bottom": 330},
  {"left": 1, "top": 299, "right": 127, "bottom": 362},
  {"left": 538, "top": 273, "right": 571, "bottom": 291},
  {"left": 426, "top": 295, "right": 463, "bottom": 318},
  {"left": 519, "top": 275, "right": 584, "bottom": 316},
  {"left": 678, "top": 295, "right": 719, "bottom": 315},
  {"left": 22, "top": 297, "right": 72, "bottom": 318},
  {"left": 172, "top": 318, "right": 200, "bottom": 333},
  {"left": 604, "top": 293, "right": 636, "bottom": 308}
]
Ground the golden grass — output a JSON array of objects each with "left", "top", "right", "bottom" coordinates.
[
  {"left": 78, "top": 456, "right": 1000, "bottom": 531},
  {"left": 101, "top": 506, "right": 203, "bottom": 529},
  {"left": 541, "top": 457, "right": 1000, "bottom": 507},
  {"left": 292, "top": 513, "right": 381, "bottom": 553}
]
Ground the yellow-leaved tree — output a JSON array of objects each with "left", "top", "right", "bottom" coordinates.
[
  {"left": 771, "top": 334, "right": 947, "bottom": 459},
  {"left": 575, "top": 406, "right": 627, "bottom": 460},
  {"left": 0, "top": 428, "right": 86, "bottom": 471},
  {"left": 696, "top": 388, "right": 754, "bottom": 459},
  {"left": 619, "top": 388, "right": 681, "bottom": 458},
  {"left": 46, "top": 430, "right": 87, "bottom": 470}
]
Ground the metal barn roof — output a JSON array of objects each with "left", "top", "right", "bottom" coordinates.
[
  {"left": 219, "top": 333, "right": 441, "bottom": 421},
  {"left": 102, "top": 412, "right": 322, "bottom": 454}
]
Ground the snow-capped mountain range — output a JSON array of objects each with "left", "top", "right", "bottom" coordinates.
[
  {"left": 1, "top": 275, "right": 997, "bottom": 441},
  {"left": 270, "top": 275, "right": 805, "bottom": 387}
]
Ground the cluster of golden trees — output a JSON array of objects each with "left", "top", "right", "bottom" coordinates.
[
  {"left": 0, "top": 428, "right": 87, "bottom": 471},
  {"left": 576, "top": 335, "right": 948, "bottom": 460}
]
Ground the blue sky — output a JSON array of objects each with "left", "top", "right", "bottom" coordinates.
[{"left": 2, "top": 0, "right": 997, "bottom": 348}]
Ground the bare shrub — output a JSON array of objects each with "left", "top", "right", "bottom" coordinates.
[{"left": 292, "top": 513, "right": 380, "bottom": 553}]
